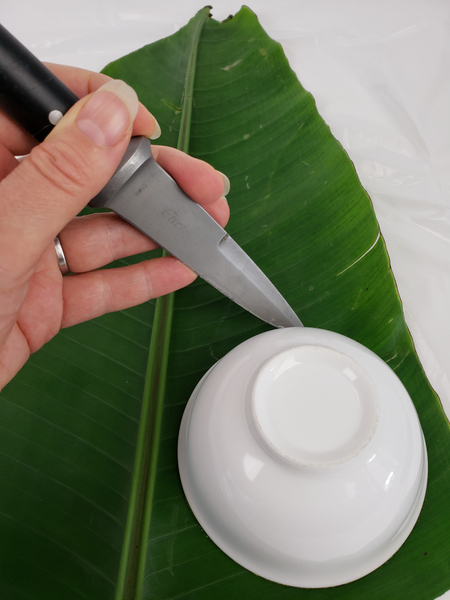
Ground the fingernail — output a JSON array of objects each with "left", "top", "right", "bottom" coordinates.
[
  {"left": 150, "top": 120, "right": 161, "bottom": 140},
  {"left": 76, "top": 80, "right": 139, "bottom": 147},
  {"left": 218, "top": 171, "right": 231, "bottom": 197}
]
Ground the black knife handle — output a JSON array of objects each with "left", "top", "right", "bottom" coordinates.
[{"left": 0, "top": 23, "right": 78, "bottom": 142}]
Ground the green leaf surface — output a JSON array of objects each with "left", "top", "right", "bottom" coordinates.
[{"left": 1, "top": 6, "right": 450, "bottom": 600}]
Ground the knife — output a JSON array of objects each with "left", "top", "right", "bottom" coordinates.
[{"left": 0, "top": 23, "right": 302, "bottom": 328}]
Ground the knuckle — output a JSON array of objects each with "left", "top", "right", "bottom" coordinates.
[
  {"left": 99, "top": 271, "right": 115, "bottom": 313},
  {"left": 28, "top": 139, "right": 92, "bottom": 197}
]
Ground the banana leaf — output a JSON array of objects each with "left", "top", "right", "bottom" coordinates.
[{"left": 1, "top": 6, "right": 449, "bottom": 600}]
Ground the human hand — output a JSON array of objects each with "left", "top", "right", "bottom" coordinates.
[{"left": 0, "top": 64, "right": 230, "bottom": 390}]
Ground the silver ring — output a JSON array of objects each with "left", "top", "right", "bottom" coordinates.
[{"left": 54, "top": 235, "right": 69, "bottom": 275}]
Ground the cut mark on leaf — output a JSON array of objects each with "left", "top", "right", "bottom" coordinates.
[
  {"left": 386, "top": 353, "right": 399, "bottom": 363},
  {"left": 336, "top": 231, "right": 381, "bottom": 276},
  {"left": 352, "top": 289, "right": 363, "bottom": 310},
  {"left": 220, "top": 59, "right": 243, "bottom": 71},
  {"left": 162, "top": 99, "right": 183, "bottom": 113},
  {"left": 392, "top": 350, "right": 411, "bottom": 371}
]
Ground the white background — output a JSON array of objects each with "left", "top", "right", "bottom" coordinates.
[{"left": 1, "top": 2, "right": 449, "bottom": 594}]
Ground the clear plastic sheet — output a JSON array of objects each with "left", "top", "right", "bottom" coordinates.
[{"left": 2, "top": 1, "right": 450, "bottom": 597}]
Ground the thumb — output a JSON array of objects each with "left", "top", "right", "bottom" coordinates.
[{"left": 0, "top": 79, "right": 139, "bottom": 281}]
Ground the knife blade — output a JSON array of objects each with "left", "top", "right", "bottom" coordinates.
[{"left": 0, "top": 23, "right": 302, "bottom": 328}]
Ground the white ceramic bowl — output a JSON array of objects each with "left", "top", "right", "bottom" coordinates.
[{"left": 178, "top": 328, "right": 427, "bottom": 588}]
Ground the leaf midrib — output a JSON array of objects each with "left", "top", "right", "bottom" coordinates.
[{"left": 113, "top": 8, "right": 211, "bottom": 600}]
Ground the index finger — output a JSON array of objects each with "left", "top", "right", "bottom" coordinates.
[{"left": 0, "top": 63, "right": 157, "bottom": 155}]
